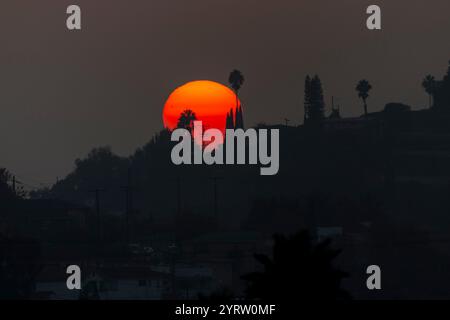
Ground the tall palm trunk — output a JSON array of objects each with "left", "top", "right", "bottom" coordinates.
[
  {"left": 363, "top": 99, "right": 368, "bottom": 116},
  {"left": 234, "top": 90, "right": 239, "bottom": 129}
]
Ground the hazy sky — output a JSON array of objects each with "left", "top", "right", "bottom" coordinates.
[{"left": 1, "top": 0, "right": 450, "bottom": 184}]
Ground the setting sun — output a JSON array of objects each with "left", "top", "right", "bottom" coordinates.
[{"left": 162, "top": 80, "right": 241, "bottom": 134}]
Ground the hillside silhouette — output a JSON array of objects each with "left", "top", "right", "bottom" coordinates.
[{"left": 2, "top": 61, "right": 450, "bottom": 299}]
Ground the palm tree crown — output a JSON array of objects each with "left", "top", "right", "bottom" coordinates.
[
  {"left": 356, "top": 79, "right": 372, "bottom": 116},
  {"left": 177, "top": 109, "right": 197, "bottom": 132},
  {"left": 242, "top": 231, "right": 349, "bottom": 300},
  {"left": 356, "top": 80, "right": 372, "bottom": 100},
  {"left": 228, "top": 70, "right": 245, "bottom": 93},
  {"left": 228, "top": 70, "right": 245, "bottom": 128},
  {"left": 422, "top": 75, "right": 436, "bottom": 108}
]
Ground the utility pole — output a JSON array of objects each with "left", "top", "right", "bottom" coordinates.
[
  {"left": 173, "top": 176, "right": 182, "bottom": 246},
  {"left": 89, "top": 189, "right": 104, "bottom": 244},
  {"left": 121, "top": 168, "right": 133, "bottom": 244},
  {"left": 12, "top": 176, "right": 16, "bottom": 195},
  {"left": 176, "top": 176, "right": 181, "bottom": 217},
  {"left": 210, "top": 177, "right": 223, "bottom": 218},
  {"left": 284, "top": 118, "right": 290, "bottom": 126}
]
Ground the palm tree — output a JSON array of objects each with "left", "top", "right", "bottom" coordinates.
[
  {"left": 356, "top": 79, "right": 372, "bottom": 117},
  {"left": 228, "top": 69, "right": 245, "bottom": 111},
  {"left": 177, "top": 109, "right": 197, "bottom": 132},
  {"left": 242, "top": 231, "right": 349, "bottom": 300},
  {"left": 422, "top": 75, "right": 436, "bottom": 108}
]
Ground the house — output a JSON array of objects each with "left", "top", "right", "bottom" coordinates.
[
  {"left": 33, "top": 264, "right": 80, "bottom": 300},
  {"left": 34, "top": 263, "right": 170, "bottom": 300},
  {"left": 91, "top": 265, "right": 170, "bottom": 300}
]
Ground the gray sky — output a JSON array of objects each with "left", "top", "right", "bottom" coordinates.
[{"left": 1, "top": 0, "right": 449, "bottom": 184}]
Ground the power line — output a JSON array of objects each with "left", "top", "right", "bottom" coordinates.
[
  {"left": 0, "top": 166, "right": 54, "bottom": 190},
  {"left": 89, "top": 188, "right": 105, "bottom": 244}
]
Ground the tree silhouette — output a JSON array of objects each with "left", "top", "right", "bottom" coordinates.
[
  {"left": 0, "top": 168, "right": 25, "bottom": 200},
  {"left": 303, "top": 75, "right": 312, "bottom": 124},
  {"left": 228, "top": 69, "right": 245, "bottom": 114},
  {"left": 305, "top": 75, "right": 325, "bottom": 123},
  {"left": 177, "top": 109, "right": 197, "bottom": 132},
  {"left": 422, "top": 75, "right": 436, "bottom": 108},
  {"left": 431, "top": 60, "right": 450, "bottom": 109},
  {"left": 356, "top": 79, "right": 372, "bottom": 116},
  {"left": 0, "top": 168, "right": 15, "bottom": 200},
  {"left": 242, "top": 231, "right": 349, "bottom": 300}
]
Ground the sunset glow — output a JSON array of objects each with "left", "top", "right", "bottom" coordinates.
[{"left": 162, "top": 80, "right": 241, "bottom": 134}]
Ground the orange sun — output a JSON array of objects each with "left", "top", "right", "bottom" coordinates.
[{"left": 162, "top": 80, "right": 241, "bottom": 134}]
